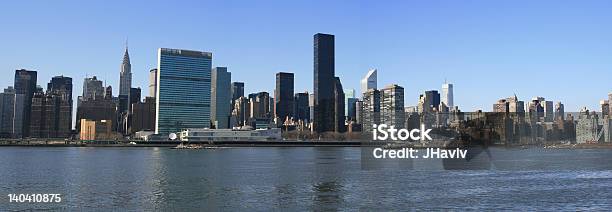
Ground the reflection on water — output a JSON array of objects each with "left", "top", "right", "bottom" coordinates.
[{"left": 1, "top": 147, "right": 612, "bottom": 210}]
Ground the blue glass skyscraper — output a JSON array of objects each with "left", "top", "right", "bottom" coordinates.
[{"left": 155, "top": 48, "right": 212, "bottom": 135}]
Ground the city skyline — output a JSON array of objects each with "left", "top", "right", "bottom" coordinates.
[{"left": 3, "top": 1, "right": 612, "bottom": 112}]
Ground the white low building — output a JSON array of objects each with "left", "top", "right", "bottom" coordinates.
[{"left": 178, "top": 128, "right": 281, "bottom": 142}]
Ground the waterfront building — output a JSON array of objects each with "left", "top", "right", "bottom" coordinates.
[
  {"left": 14, "top": 69, "right": 37, "bottom": 137},
  {"left": 178, "top": 128, "right": 281, "bottom": 142},
  {"left": 294, "top": 92, "right": 310, "bottom": 122},
  {"left": 381, "top": 84, "right": 405, "bottom": 129},
  {"left": 275, "top": 72, "right": 294, "bottom": 122},
  {"left": 80, "top": 119, "right": 113, "bottom": 140},
  {"left": 441, "top": 81, "right": 453, "bottom": 108},
  {"left": 149, "top": 68, "right": 157, "bottom": 98},
  {"left": 211, "top": 67, "right": 231, "bottom": 129},
  {"left": 0, "top": 87, "right": 24, "bottom": 138},
  {"left": 29, "top": 76, "right": 72, "bottom": 138},
  {"left": 360, "top": 69, "right": 377, "bottom": 95},
  {"left": 155, "top": 48, "right": 212, "bottom": 135},
  {"left": 313, "top": 33, "right": 336, "bottom": 133}
]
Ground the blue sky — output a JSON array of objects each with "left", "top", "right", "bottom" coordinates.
[{"left": 1, "top": 0, "right": 612, "bottom": 112}]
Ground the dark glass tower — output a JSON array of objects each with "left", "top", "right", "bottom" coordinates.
[
  {"left": 231, "top": 82, "right": 244, "bottom": 101},
  {"left": 275, "top": 72, "right": 294, "bottom": 121},
  {"left": 294, "top": 92, "right": 310, "bottom": 122},
  {"left": 14, "top": 69, "right": 37, "bottom": 137},
  {"left": 313, "top": 33, "right": 335, "bottom": 133},
  {"left": 334, "top": 77, "right": 345, "bottom": 133},
  {"left": 47, "top": 76, "right": 73, "bottom": 101}
]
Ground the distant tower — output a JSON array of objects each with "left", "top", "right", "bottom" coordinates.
[
  {"left": 211, "top": 67, "right": 231, "bottom": 129},
  {"left": 442, "top": 80, "right": 453, "bottom": 108},
  {"left": 360, "top": 69, "right": 377, "bottom": 95},
  {"left": 275, "top": 72, "right": 294, "bottom": 122},
  {"left": 149, "top": 68, "right": 157, "bottom": 98},
  {"left": 119, "top": 42, "right": 132, "bottom": 97}
]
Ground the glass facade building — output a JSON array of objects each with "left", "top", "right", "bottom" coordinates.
[
  {"left": 155, "top": 48, "right": 212, "bottom": 135},
  {"left": 211, "top": 67, "right": 231, "bottom": 129},
  {"left": 313, "top": 33, "right": 336, "bottom": 133}
]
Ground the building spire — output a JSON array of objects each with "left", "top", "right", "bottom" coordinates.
[{"left": 122, "top": 39, "right": 130, "bottom": 66}]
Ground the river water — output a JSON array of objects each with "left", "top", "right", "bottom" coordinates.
[{"left": 1, "top": 147, "right": 612, "bottom": 210}]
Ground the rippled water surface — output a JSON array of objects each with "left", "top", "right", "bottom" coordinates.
[{"left": 1, "top": 147, "right": 612, "bottom": 210}]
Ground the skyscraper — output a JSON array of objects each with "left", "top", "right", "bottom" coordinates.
[
  {"left": 232, "top": 96, "right": 249, "bottom": 127},
  {"left": 418, "top": 90, "right": 440, "bottom": 112},
  {"left": 130, "top": 87, "right": 141, "bottom": 105},
  {"left": 442, "top": 81, "right": 454, "bottom": 108},
  {"left": 119, "top": 45, "right": 132, "bottom": 97},
  {"left": 555, "top": 102, "right": 565, "bottom": 121},
  {"left": 211, "top": 67, "right": 231, "bottom": 129},
  {"left": 313, "top": 33, "right": 335, "bottom": 133},
  {"left": 344, "top": 88, "right": 355, "bottom": 117},
  {"left": 360, "top": 69, "right": 377, "bottom": 95},
  {"left": 231, "top": 82, "right": 244, "bottom": 109},
  {"left": 83, "top": 76, "right": 104, "bottom": 101},
  {"left": 334, "top": 77, "right": 345, "bottom": 133},
  {"left": 381, "top": 84, "right": 405, "bottom": 129},
  {"left": 30, "top": 77, "right": 72, "bottom": 138},
  {"left": 294, "top": 92, "right": 310, "bottom": 122},
  {"left": 156, "top": 48, "right": 212, "bottom": 134},
  {"left": 149, "top": 68, "right": 157, "bottom": 98},
  {"left": 275, "top": 72, "right": 294, "bottom": 122},
  {"left": 14, "top": 69, "right": 37, "bottom": 137},
  {"left": 0, "top": 87, "right": 24, "bottom": 138},
  {"left": 130, "top": 96, "right": 156, "bottom": 134},
  {"left": 362, "top": 89, "right": 381, "bottom": 132},
  {"left": 48, "top": 76, "right": 73, "bottom": 101}
]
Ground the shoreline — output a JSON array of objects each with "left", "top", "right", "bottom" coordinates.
[{"left": 2, "top": 140, "right": 612, "bottom": 149}]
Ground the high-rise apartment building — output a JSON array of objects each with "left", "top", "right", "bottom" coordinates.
[
  {"left": 361, "top": 89, "right": 380, "bottom": 133},
  {"left": 381, "top": 84, "right": 405, "bottom": 129},
  {"left": 156, "top": 48, "right": 212, "bottom": 134}
]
